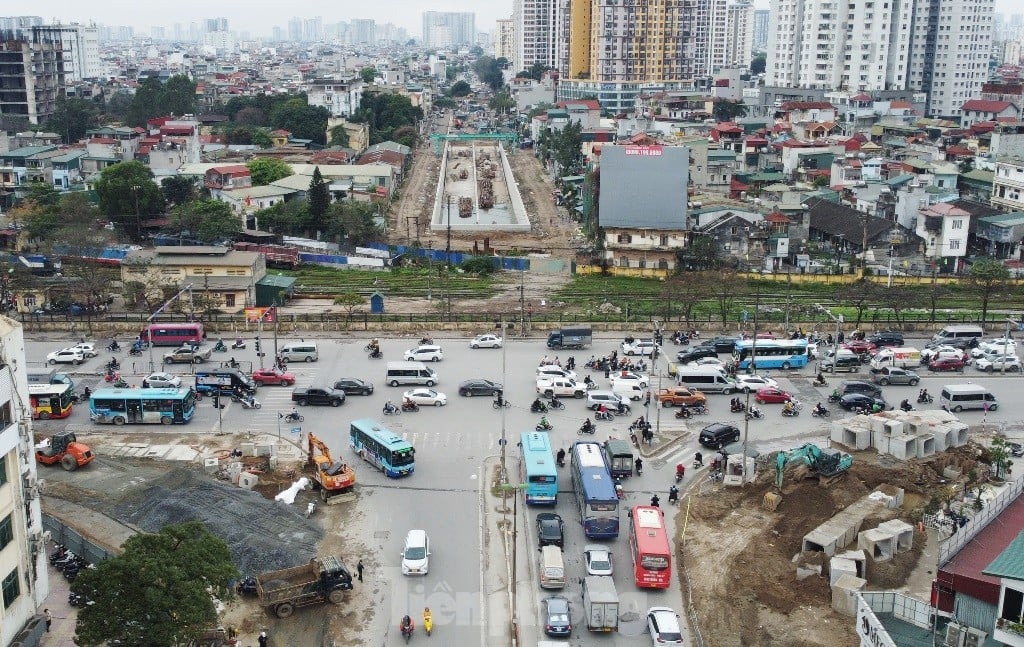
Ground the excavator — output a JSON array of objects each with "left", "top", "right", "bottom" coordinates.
[
  {"left": 775, "top": 443, "right": 852, "bottom": 489},
  {"left": 36, "top": 431, "right": 94, "bottom": 471},
  {"left": 307, "top": 433, "right": 356, "bottom": 504}
]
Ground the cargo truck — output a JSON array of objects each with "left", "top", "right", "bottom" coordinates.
[
  {"left": 546, "top": 327, "right": 592, "bottom": 350},
  {"left": 869, "top": 347, "right": 922, "bottom": 370},
  {"left": 253, "top": 555, "right": 353, "bottom": 618},
  {"left": 582, "top": 576, "right": 619, "bottom": 632}
]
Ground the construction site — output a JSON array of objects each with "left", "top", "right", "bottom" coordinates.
[
  {"left": 430, "top": 140, "right": 531, "bottom": 233},
  {"left": 677, "top": 426, "right": 1009, "bottom": 647}
]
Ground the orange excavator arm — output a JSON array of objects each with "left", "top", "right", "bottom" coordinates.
[{"left": 307, "top": 432, "right": 355, "bottom": 493}]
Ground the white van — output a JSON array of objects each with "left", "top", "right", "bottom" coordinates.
[
  {"left": 675, "top": 367, "right": 737, "bottom": 394},
  {"left": 611, "top": 382, "right": 645, "bottom": 401},
  {"left": 539, "top": 545, "right": 566, "bottom": 589},
  {"left": 932, "top": 325, "right": 984, "bottom": 346},
  {"left": 280, "top": 341, "right": 319, "bottom": 363},
  {"left": 386, "top": 361, "right": 438, "bottom": 387},
  {"left": 940, "top": 384, "right": 998, "bottom": 412}
]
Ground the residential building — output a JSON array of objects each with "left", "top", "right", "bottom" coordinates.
[
  {"left": 976, "top": 211, "right": 1024, "bottom": 259},
  {"left": 422, "top": 11, "right": 475, "bottom": 48},
  {"left": 0, "top": 315, "right": 48, "bottom": 647},
  {"left": 121, "top": 246, "right": 266, "bottom": 312},
  {"left": 512, "top": 0, "right": 563, "bottom": 76},
  {"left": 992, "top": 157, "right": 1024, "bottom": 212},
  {"left": 0, "top": 34, "right": 64, "bottom": 126},
  {"left": 916, "top": 202, "right": 970, "bottom": 272},
  {"left": 306, "top": 77, "right": 363, "bottom": 118},
  {"left": 28, "top": 24, "right": 99, "bottom": 82},
  {"left": 494, "top": 18, "right": 515, "bottom": 62},
  {"left": 725, "top": 1, "right": 755, "bottom": 69},
  {"left": 959, "top": 99, "right": 1021, "bottom": 128},
  {"left": 752, "top": 9, "right": 770, "bottom": 51},
  {"left": 204, "top": 165, "right": 252, "bottom": 196},
  {"left": 50, "top": 150, "right": 85, "bottom": 190},
  {"left": 350, "top": 19, "right": 376, "bottom": 45}
]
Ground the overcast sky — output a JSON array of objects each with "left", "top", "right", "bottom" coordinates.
[{"left": 19, "top": 0, "right": 1023, "bottom": 38}]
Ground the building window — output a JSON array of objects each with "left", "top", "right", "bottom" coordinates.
[
  {"left": 0, "top": 457, "right": 6, "bottom": 487},
  {"left": 0, "top": 514, "right": 11, "bottom": 550},
  {"left": 224, "top": 293, "right": 236, "bottom": 307},
  {"left": 0, "top": 401, "right": 11, "bottom": 428},
  {"left": 617, "top": 233, "right": 632, "bottom": 244},
  {"left": 949, "top": 239, "right": 960, "bottom": 250},
  {"left": 1, "top": 568, "right": 18, "bottom": 608},
  {"left": 951, "top": 219, "right": 964, "bottom": 229}
]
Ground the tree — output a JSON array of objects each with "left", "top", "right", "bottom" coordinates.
[
  {"left": 333, "top": 291, "right": 364, "bottom": 316},
  {"left": 234, "top": 107, "right": 266, "bottom": 126},
  {"left": 252, "top": 128, "right": 273, "bottom": 149},
  {"left": 93, "top": 161, "right": 166, "bottom": 239},
  {"left": 269, "top": 98, "right": 330, "bottom": 144},
  {"left": 552, "top": 121, "right": 584, "bottom": 175},
  {"left": 226, "top": 125, "right": 254, "bottom": 145},
  {"left": 391, "top": 125, "right": 417, "bottom": 149},
  {"left": 327, "top": 200, "right": 381, "bottom": 245},
  {"left": 72, "top": 522, "right": 237, "bottom": 647},
  {"left": 836, "top": 278, "right": 879, "bottom": 326},
  {"left": 307, "top": 167, "right": 331, "bottom": 234},
  {"left": 329, "top": 124, "right": 350, "bottom": 148},
  {"left": 253, "top": 200, "right": 311, "bottom": 236},
  {"left": 162, "top": 74, "right": 198, "bottom": 117},
  {"left": 681, "top": 236, "right": 722, "bottom": 270},
  {"left": 526, "top": 62, "right": 549, "bottom": 81},
  {"left": 966, "top": 258, "right": 1011, "bottom": 323},
  {"left": 750, "top": 54, "right": 767, "bottom": 75},
  {"left": 43, "top": 97, "right": 99, "bottom": 143},
  {"left": 489, "top": 91, "right": 516, "bottom": 115},
  {"left": 661, "top": 273, "right": 712, "bottom": 323},
  {"left": 433, "top": 96, "right": 457, "bottom": 110},
  {"left": 712, "top": 100, "right": 748, "bottom": 122},
  {"left": 247, "top": 158, "right": 293, "bottom": 186},
  {"left": 350, "top": 92, "right": 423, "bottom": 145},
  {"left": 102, "top": 89, "right": 134, "bottom": 121},
  {"left": 449, "top": 81, "right": 472, "bottom": 97},
  {"left": 473, "top": 56, "right": 505, "bottom": 92},
  {"left": 168, "top": 199, "right": 242, "bottom": 243},
  {"left": 161, "top": 175, "right": 198, "bottom": 207},
  {"left": 710, "top": 270, "right": 747, "bottom": 324},
  {"left": 125, "top": 76, "right": 164, "bottom": 127},
  {"left": 360, "top": 67, "right": 377, "bottom": 83}
]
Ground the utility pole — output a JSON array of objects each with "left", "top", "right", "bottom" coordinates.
[
  {"left": 519, "top": 268, "right": 526, "bottom": 337},
  {"left": 741, "top": 292, "right": 760, "bottom": 484}
]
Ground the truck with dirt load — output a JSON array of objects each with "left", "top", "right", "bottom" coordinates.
[{"left": 251, "top": 555, "right": 353, "bottom": 618}]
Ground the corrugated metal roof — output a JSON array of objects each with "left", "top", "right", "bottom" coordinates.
[
  {"left": 983, "top": 530, "right": 1024, "bottom": 580},
  {"left": 938, "top": 493, "right": 1024, "bottom": 605}
]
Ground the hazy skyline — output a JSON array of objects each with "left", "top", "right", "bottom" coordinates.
[{"left": 13, "top": 0, "right": 1023, "bottom": 39}]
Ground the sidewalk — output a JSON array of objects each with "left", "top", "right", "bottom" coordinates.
[{"left": 39, "top": 560, "right": 77, "bottom": 647}]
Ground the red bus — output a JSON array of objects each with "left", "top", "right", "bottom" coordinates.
[
  {"left": 628, "top": 505, "right": 672, "bottom": 589},
  {"left": 140, "top": 322, "right": 206, "bottom": 346}
]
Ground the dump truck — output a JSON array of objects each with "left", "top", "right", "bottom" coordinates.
[
  {"left": 546, "top": 327, "right": 592, "bottom": 350},
  {"left": 253, "top": 555, "right": 353, "bottom": 618},
  {"left": 307, "top": 432, "right": 356, "bottom": 503},
  {"left": 582, "top": 576, "right": 619, "bottom": 632},
  {"left": 35, "top": 431, "right": 94, "bottom": 471}
]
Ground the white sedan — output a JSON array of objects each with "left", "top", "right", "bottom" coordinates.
[
  {"left": 47, "top": 348, "right": 84, "bottom": 365},
  {"left": 143, "top": 372, "right": 182, "bottom": 389},
  {"left": 402, "top": 388, "right": 448, "bottom": 407},
  {"left": 734, "top": 374, "right": 779, "bottom": 392},
  {"left": 584, "top": 544, "right": 613, "bottom": 576},
  {"left": 70, "top": 342, "right": 98, "bottom": 358},
  {"left": 608, "top": 371, "right": 649, "bottom": 388},
  {"left": 470, "top": 334, "right": 503, "bottom": 349},
  {"left": 621, "top": 339, "right": 659, "bottom": 356},
  {"left": 974, "top": 355, "right": 1021, "bottom": 373},
  {"left": 972, "top": 339, "right": 1016, "bottom": 358}
]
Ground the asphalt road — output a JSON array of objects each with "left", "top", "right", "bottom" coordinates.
[{"left": 26, "top": 332, "right": 1024, "bottom": 645}]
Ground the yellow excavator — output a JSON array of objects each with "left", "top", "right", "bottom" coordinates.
[{"left": 307, "top": 433, "right": 356, "bottom": 503}]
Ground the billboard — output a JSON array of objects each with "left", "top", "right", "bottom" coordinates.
[{"left": 597, "top": 145, "right": 689, "bottom": 229}]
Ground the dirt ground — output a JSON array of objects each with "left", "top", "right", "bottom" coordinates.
[{"left": 676, "top": 443, "right": 990, "bottom": 647}]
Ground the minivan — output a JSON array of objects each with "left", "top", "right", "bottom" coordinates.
[
  {"left": 386, "top": 361, "right": 438, "bottom": 387},
  {"left": 401, "top": 529, "right": 430, "bottom": 576},
  {"left": 821, "top": 349, "right": 861, "bottom": 373},
  {"left": 675, "top": 367, "right": 738, "bottom": 394},
  {"left": 280, "top": 342, "right": 319, "bottom": 363},
  {"left": 940, "top": 384, "right": 998, "bottom": 412},
  {"left": 867, "top": 332, "right": 905, "bottom": 349},
  {"left": 539, "top": 545, "right": 566, "bottom": 589},
  {"left": 194, "top": 368, "right": 256, "bottom": 396},
  {"left": 932, "top": 325, "right": 983, "bottom": 347}
]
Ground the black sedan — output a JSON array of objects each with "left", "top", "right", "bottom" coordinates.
[
  {"left": 542, "top": 595, "right": 572, "bottom": 637},
  {"left": 676, "top": 347, "right": 718, "bottom": 363},
  {"left": 332, "top": 377, "right": 374, "bottom": 395},
  {"left": 700, "top": 337, "right": 739, "bottom": 353},
  {"left": 839, "top": 393, "right": 889, "bottom": 412},
  {"left": 537, "top": 512, "right": 564, "bottom": 548},
  {"left": 458, "top": 379, "right": 503, "bottom": 397}
]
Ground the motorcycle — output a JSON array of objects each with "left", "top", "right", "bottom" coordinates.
[
  {"left": 827, "top": 393, "right": 842, "bottom": 403},
  {"left": 675, "top": 468, "right": 685, "bottom": 484},
  {"left": 424, "top": 612, "right": 433, "bottom": 636},
  {"left": 104, "top": 370, "right": 121, "bottom": 383},
  {"left": 492, "top": 398, "right": 511, "bottom": 409},
  {"left": 239, "top": 396, "right": 261, "bottom": 410},
  {"left": 369, "top": 349, "right": 383, "bottom": 359},
  {"left": 105, "top": 359, "right": 120, "bottom": 371},
  {"left": 812, "top": 376, "right": 828, "bottom": 387},
  {"left": 401, "top": 619, "right": 414, "bottom": 644},
  {"left": 900, "top": 402, "right": 914, "bottom": 412},
  {"left": 917, "top": 393, "right": 934, "bottom": 404},
  {"left": 781, "top": 407, "right": 800, "bottom": 417},
  {"left": 729, "top": 401, "right": 746, "bottom": 413},
  {"left": 236, "top": 575, "right": 258, "bottom": 596},
  {"left": 578, "top": 422, "right": 597, "bottom": 435},
  {"left": 594, "top": 410, "right": 613, "bottom": 421},
  {"left": 106, "top": 341, "right": 121, "bottom": 352},
  {"left": 111, "top": 377, "right": 128, "bottom": 389},
  {"left": 284, "top": 412, "right": 305, "bottom": 423},
  {"left": 401, "top": 401, "right": 420, "bottom": 412},
  {"left": 811, "top": 406, "right": 831, "bottom": 418},
  {"left": 231, "top": 338, "right": 246, "bottom": 349},
  {"left": 547, "top": 397, "right": 565, "bottom": 410},
  {"left": 213, "top": 340, "right": 228, "bottom": 353},
  {"left": 129, "top": 346, "right": 143, "bottom": 356},
  {"left": 419, "top": 337, "right": 433, "bottom": 345},
  {"left": 383, "top": 404, "right": 401, "bottom": 416},
  {"left": 675, "top": 407, "right": 692, "bottom": 419},
  {"left": 745, "top": 407, "right": 764, "bottom": 420},
  {"left": 535, "top": 419, "right": 553, "bottom": 431},
  {"left": 530, "top": 401, "right": 549, "bottom": 414}
]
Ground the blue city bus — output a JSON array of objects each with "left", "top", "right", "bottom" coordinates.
[
  {"left": 89, "top": 387, "right": 197, "bottom": 425},
  {"left": 350, "top": 418, "right": 416, "bottom": 478},
  {"left": 520, "top": 431, "right": 558, "bottom": 505},
  {"left": 570, "top": 441, "right": 620, "bottom": 538},
  {"left": 734, "top": 339, "right": 809, "bottom": 370}
]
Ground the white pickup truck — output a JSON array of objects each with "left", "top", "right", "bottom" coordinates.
[{"left": 536, "top": 377, "right": 587, "bottom": 399}]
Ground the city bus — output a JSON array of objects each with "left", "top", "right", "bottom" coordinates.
[
  {"left": 89, "top": 387, "right": 198, "bottom": 425},
  {"left": 28, "top": 383, "right": 74, "bottom": 420},
  {"left": 350, "top": 418, "right": 416, "bottom": 478},
  {"left": 734, "top": 339, "right": 809, "bottom": 370},
  {"left": 140, "top": 322, "right": 206, "bottom": 346},
  {"left": 570, "top": 441, "right": 619, "bottom": 539},
  {"left": 520, "top": 431, "right": 558, "bottom": 505},
  {"left": 628, "top": 505, "right": 672, "bottom": 589}
]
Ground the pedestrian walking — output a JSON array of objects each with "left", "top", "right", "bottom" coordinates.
[
  {"left": 44, "top": 609, "right": 51, "bottom": 632},
  {"left": 357, "top": 559, "right": 364, "bottom": 582},
  {"left": 258, "top": 632, "right": 268, "bottom": 647},
  {"left": 644, "top": 390, "right": 651, "bottom": 407}
]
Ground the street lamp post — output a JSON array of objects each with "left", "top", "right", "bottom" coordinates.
[{"left": 132, "top": 184, "right": 142, "bottom": 241}]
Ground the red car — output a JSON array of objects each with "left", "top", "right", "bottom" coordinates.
[
  {"left": 928, "top": 357, "right": 965, "bottom": 372},
  {"left": 755, "top": 387, "right": 794, "bottom": 404},
  {"left": 252, "top": 367, "right": 296, "bottom": 386},
  {"left": 842, "top": 340, "right": 876, "bottom": 356}
]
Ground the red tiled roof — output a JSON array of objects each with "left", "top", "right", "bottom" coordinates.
[
  {"left": 714, "top": 78, "right": 730, "bottom": 87},
  {"left": 765, "top": 211, "right": 791, "bottom": 223},
  {"left": 730, "top": 178, "right": 750, "bottom": 191},
  {"left": 89, "top": 137, "right": 117, "bottom": 144},
  {"left": 210, "top": 165, "right": 250, "bottom": 175},
  {"left": 557, "top": 99, "right": 600, "bottom": 110},
  {"left": 850, "top": 93, "right": 873, "bottom": 101},
  {"left": 779, "top": 101, "right": 835, "bottom": 111},
  {"left": 961, "top": 99, "right": 1015, "bottom": 113},
  {"left": 889, "top": 100, "right": 913, "bottom": 109},
  {"left": 945, "top": 146, "right": 973, "bottom": 156},
  {"left": 714, "top": 122, "right": 743, "bottom": 133}
]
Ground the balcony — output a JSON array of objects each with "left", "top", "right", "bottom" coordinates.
[{"left": 994, "top": 618, "right": 1024, "bottom": 647}]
